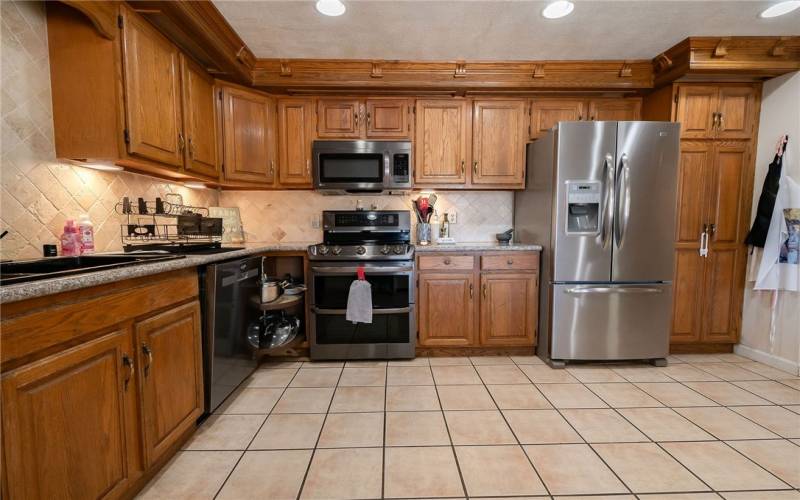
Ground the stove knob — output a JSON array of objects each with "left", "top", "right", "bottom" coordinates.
[
  {"left": 331, "top": 246, "right": 342, "bottom": 256},
  {"left": 380, "top": 245, "right": 391, "bottom": 255},
  {"left": 318, "top": 245, "right": 329, "bottom": 256},
  {"left": 356, "top": 245, "right": 367, "bottom": 255},
  {"left": 392, "top": 245, "right": 405, "bottom": 255}
]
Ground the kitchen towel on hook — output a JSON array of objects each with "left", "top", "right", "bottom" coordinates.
[{"left": 346, "top": 266, "right": 373, "bottom": 324}]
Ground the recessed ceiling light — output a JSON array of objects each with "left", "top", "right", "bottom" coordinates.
[
  {"left": 542, "top": 0, "right": 574, "bottom": 19},
  {"left": 759, "top": 0, "right": 800, "bottom": 17},
  {"left": 316, "top": 0, "right": 345, "bottom": 16},
  {"left": 183, "top": 181, "right": 207, "bottom": 189}
]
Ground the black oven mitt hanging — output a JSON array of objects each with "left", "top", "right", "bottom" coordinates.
[{"left": 745, "top": 136, "right": 788, "bottom": 248}]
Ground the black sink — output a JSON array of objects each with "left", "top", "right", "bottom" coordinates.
[{"left": 0, "top": 254, "right": 185, "bottom": 286}]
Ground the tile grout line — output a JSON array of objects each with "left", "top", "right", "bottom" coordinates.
[
  {"left": 429, "top": 361, "right": 471, "bottom": 500},
  {"left": 381, "top": 362, "right": 388, "bottom": 499}
]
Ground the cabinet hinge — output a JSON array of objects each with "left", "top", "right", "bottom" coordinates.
[
  {"left": 123, "top": 129, "right": 130, "bottom": 144},
  {"left": 416, "top": 277, "right": 419, "bottom": 287},
  {"left": 218, "top": 90, "right": 223, "bottom": 100},
  {"left": 674, "top": 93, "right": 679, "bottom": 105},
  {"left": 117, "top": 14, "right": 123, "bottom": 29}
]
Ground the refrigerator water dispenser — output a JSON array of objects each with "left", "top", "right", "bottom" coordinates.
[{"left": 565, "top": 181, "right": 601, "bottom": 234}]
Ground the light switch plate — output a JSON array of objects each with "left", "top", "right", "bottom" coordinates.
[{"left": 448, "top": 211, "right": 457, "bottom": 224}]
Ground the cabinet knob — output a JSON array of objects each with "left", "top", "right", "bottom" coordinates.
[
  {"left": 507, "top": 259, "right": 514, "bottom": 265},
  {"left": 122, "top": 354, "right": 134, "bottom": 390},
  {"left": 142, "top": 343, "right": 153, "bottom": 376},
  {"left": 444, "top": 258, "right": 452, "bottom": 265},
  {"left": 473, "top": 161, "right": 478, "bottom": 174}
]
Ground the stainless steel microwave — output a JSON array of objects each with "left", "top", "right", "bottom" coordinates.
[{"left": 312, "top": 140, "right": 412, "bottom": 194}]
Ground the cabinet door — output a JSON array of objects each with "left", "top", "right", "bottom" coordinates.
[
  {"left": 471, "top": 100, "right": 526, "bottom": 187},
  {"left": 221, "top": 86, "right": 275, "bottom": 184},
  {"left": 181, "top": 56, "right": 219, "bottom": 179},
  {"left": 317, "top": 98, "right": 362, "bottom": 138},
  {"left": 278, "top": 98, "right": 315, "bottom": 186},
  {"left": 479, "top": 273, "right": 537, "bottom": 346},
  {"left": 366, "top": 98, "right": 410, "bottom": 138},
  {"left": 2, "top": 329, "right": 139, "bottom": 500},
  {"left": 587, "top": 98, "right": 641, "bottom": 121},
  {"left": 136, "top": 301, "right": 203, "bottom": 466},
  {"left": 121, "top": 9, "right": 184, "bottom": 168},
  {"left": 675, "top": 141, "right": 714, "bottom": 244},
  {"left": 675, "top": 86, "right": 717, "bottom": 139},
  {"left": 671, "top": 249, "right": 705, "bottom": 343},
  {"left": 529, "top": 99, "right": 585, "bottom": 139},
  {"left": 414, "top": 99, "right": 470, "bottom": 184},
  {"left": 716, "top": 87, "right": 757, "bottom": 140},
  {"left": 418, "top": 273, "right": 475, "bottom": 346}
]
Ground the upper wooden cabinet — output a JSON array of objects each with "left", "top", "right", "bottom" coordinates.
[
  {"left": 278, "top": 98, "right": 315, "bottom": 187},
  {"left": 366, "top": 98, "right": 411, "bottom": 138},
  {"left": 529, "top": 98, "right": 641, "bottom": 139},
  {"left": 181, "top": 57, "right": 220, "bottom": 179},
  {"left": 317, "top": 98, "right": 362, "bottom": 138},
  {"left": 317, "top": 98, "right": 411, "bottom": 139},
  {"left": 220, "top": 84, "right": 276, "bottom": 185},
  {"left": 675, "top": 85, "right": 757, "bottom": 139},
  {"left": 414, "top": 99, "right": 470, "bottom": 185},
  {"left": 471, "top": 100, "right": 526, "bottom": 187}
]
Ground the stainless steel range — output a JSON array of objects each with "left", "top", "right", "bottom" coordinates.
[{"left": 307, "top": 210, "right": 415, "bottom": 360}]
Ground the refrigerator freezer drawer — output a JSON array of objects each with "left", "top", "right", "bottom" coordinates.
[{"left": 550, "top": 283, "right": 671, "bottom": 361}]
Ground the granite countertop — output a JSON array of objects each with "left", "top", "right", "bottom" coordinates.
[
  {"left": 414, "top": 242, "right": 542, "bottom": 252},
  {"left": 0, "top": 242, "right": 315, "bottom": 304}
]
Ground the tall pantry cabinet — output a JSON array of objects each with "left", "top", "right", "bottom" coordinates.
[{"left": 643, "top": 83, "right": 760, "bottom": 350}]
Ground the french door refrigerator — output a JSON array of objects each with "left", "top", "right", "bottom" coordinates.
[{"left": 514, "top": 121, "right": 680, "bottom": 367}]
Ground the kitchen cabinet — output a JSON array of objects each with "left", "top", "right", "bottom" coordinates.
[
  {"left": 471, "top": 100, "right": 527, "bottom": 187},
  {"left": 317, "top": 98, "right": 362, "bottom": 138},
  {"left": 317, "top": 98, "right": 411, "bottom": 139},
  {"left": 278, "top": 98, "right": 315, "bottom": 187},
  {"left": 181, "top": 57, "right": 221, "bottom": 179},
  {"left": 365, "top": 98, "right": 411, "bottom": 138},
  {"left": 220, "top": 84, "right": 276, "bottom": 185},
  {"left": 414, "top": 99, "right": 471, "bottom": 185},
  {"left": 529, "top": 98, "right": 641, "bottom": 139},
  {"left": 416, "top": 251, "right": 540, "bottom": 349},
  {"left": 675, "top": 85, "right": 757, "bottom": 139}
]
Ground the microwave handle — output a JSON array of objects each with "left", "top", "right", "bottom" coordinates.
[{"left": 384, "top": 151, "right": 392, "bottom": 184}]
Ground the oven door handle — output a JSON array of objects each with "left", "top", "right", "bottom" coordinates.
[
  {"left": 312, "top": 307, "right": 411, "bottom": 315},
  {"left": 310, "top": 265, "right": 413, "bottom": 275}
]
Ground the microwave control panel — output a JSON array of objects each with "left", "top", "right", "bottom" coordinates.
[{"left": 392, "top": 154, "right": 410, "bottom": 182}]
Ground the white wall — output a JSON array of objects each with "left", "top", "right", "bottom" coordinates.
[{"left": 737, "top": 71, "right": 800, "bottom": 375}]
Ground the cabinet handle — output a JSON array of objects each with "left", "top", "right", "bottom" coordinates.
[
  {"left": 712, "top": 112, "right": 720, "bottom": 130},
  {"left": 590, "top": 116, "right": 595, "bottom": 121},
  {"left": 708, "top": 223, "right": 716, "bottom": 236},
  {"left": 444, "top": 257, "right": 452, "bottom": 265},
  {"left": 699, "top": 223, "right": 709, "bottom": 258},
  {"left": 507, "top": 258, "right": 514, "bottom": 265},
  {"left": 354, "top": 110, "right": 359, "bottom": 128},
  {"left": 142, "top": 343, "right": 153, "bottom": 376},
  {"left": 122, "top": 354, "right": 134, "bottom": 390},
  {"left": 473, "top": 161, "right": 478, "bottom": 175},
  {"left": 578, "top": 114, "right": 583, "bottom": 121},
  {"left": 717, "top": 112, "right": 724, "bottom": 130},
  {"left": 469, "top": 283, "right": 473, "bottom": 298},
  {"left": 460, "top": 160, "right": 465, "bottom": 175},
  {"left": 270, "top": 160, "right": 275, "bottom": 176},
  {"left": 188, "top": 137, "right": 195, "bottom": 158},
  {"left": 366, "top": 111, "right": 371, "bottom": 129},
  {"left": 306, "top": 159, "right": 311, "bottom": 176},
  {"left": 482, "top": 283, "right": 487, "bottom": 299},
  {"left": 178, "top": 133, "right": 185, "bottom": 152}
]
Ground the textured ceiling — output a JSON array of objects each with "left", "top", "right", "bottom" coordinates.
[{"left": 213, "top": 0, "right": 800, "bottom": 60}]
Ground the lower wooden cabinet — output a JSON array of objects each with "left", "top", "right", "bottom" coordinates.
[{"left": 417, "top": 251, "right": 539, "bottom": 348}]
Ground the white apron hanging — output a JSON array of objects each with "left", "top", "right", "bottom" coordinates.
[{"left": 754, "top": 174, "right": 800, "bottom": 292}]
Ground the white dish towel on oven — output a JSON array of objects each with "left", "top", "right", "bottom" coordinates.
[{"left": 346, "top": 279, "right": 373, "bottom": 324}]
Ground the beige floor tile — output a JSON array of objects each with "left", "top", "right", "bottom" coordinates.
[
  {"left": 734, "top": 381, "right": 800, "bottom": 405},
  {"left": 476, "top": 364, "right": 530, "bottom": 384},
  {"left": 272, "top": 388, "right": 334, "bottom": 414},
  {"left": 786, "top": 405, "right": 800, "bottom": 415},
  {"left": 431, "top": 365, "right": 482, "bottom": 385},
  {"left": 385, "top": 385, "right": 440, "bottom": 411},
  {"left": 344, "top": 360, "right": 387, "bottom": 367},
  {"left": 727, "top": 439, "right": 800, "bottom": 488},
  {"left": 738, "top": 362, "right": 799, "bottom": 380},
  {"left": 184, "top": 415, "right": 265, "bottom": 450},
  {"left": 487, "top": 384, "right": 552, "bottom": 409},
  {"left": 675, "top": 354, "right": 725, "bottom": 363},
  {"left": 587, "top": 383, "right": 663, "bottom": 408},
  {"left": 722, "top": 491, "right": 800, "bottom": 500},
  {"left": 138, "top": 451, "right": 241, "bottom": 500},
  {"left": 429, "top": 356, "right": 473, "bottom": 366},
  {"left": 537, "top": 383, "right": 608, "bottom": 408},
  {"left": 661, "top": 364, "right": 722, "bottom": 382},
  {"left": 617, "top": 408, "right": 714, "bottom": 442},
  {"left": 504, "top": 409, "right": 582, "bottom": 444},
  {"left": 337, "top": 367, "right": 386, "bottom": 387},
  {"left": 661, "top": 441, "right": 789, "bottom": 491},
  {"left": 470, "top": 355, "right": 515, "bottom": 365},
  {"left": 445, "top": 410, "right": 516, "bottom": 445},
  {"left": 524, "top": 443, "right": 627, "bottom": 496},
  {"left": 216, "top": 450, "right": 312, "bottom": 500},
  {"left": 612, "top": 366, "right": 674, "bottom": 383},
  {"left": 289, "top": 367, "right": 341, "bottom": 388},
  {"left": 384, "top": 447, "right": 464, "bottom": 498},
  {"left": 388, "top": 357, "right": 430, "bottom": 366},
  {"left": 667, "top": 355, "right": 687, "bottom": 364},
  {"left": 635, "top": 383, "right": 717, "bottom": 407},
  {"left": 260, "top": 361, "right": 303, "bottom": 369},
  {"left": 244, "top": 368, "right": 297, "bottom": 388},
  {"left": 567, "top": 367, "right": 627, "bottom": 383},
  {"left": 594, "top": 443, "right": 708, "bottom": 493},
  {"left": 715, "top": 353, "right": 753, "bottom": 363},
  {"left": 520, "top": 365, "right": 579, "bottom": 383},
  {"left": 249, "top": 414, "right": 325, "bottom": 450},
  {"left": 730, "top": 406, "right": 800, "bottom": 438},
  {"left": 456, "top": 445, "right": 547, "bottom": 496},
  {"left": 437, "top": 384, "right": 497, "bottom": 410},
  {"left": 301, "top": 448, "right": 382, "bottom": 499},
  {"left": 216, "top": 388, "right": 282, "bottom": 414},
  {"left": 780, "top": 379, "right": 800, "bottom": 390},
  {"left": 561, "top": 409, "right": 648, "bottom": 443},
  {"left": 675, "top": 407, "right": 778, "bottom": 440},
  {"left": 636, "top": 493, "right": 719, "bottom": 499},
  {"left": 557, "top": 496, "right": 636, "bottom": 500},
  {"left": 693, "top": 363, "right": 767, "bottom": 381},
  {"left": 317, "top": 412, "right": 383, "bottom": 448},
  {"left": 511, "top": 355, "right": 545, "bottom": 365},
  {"left": 683, "top": 381, "right": 772, "bottom": 406},
  {"left": 385, "top": 411, "right": 450, "bottom": 446},
  {"left": 329, "top": 386, "right": 385, "bottom": 413},
  {"left": 302, "top": 361, "right": 344, "bottom": 368},
  {"left": 387, "top": 365, "right": 434, "bottom": 386}
]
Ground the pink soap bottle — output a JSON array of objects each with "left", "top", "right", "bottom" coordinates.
[{"left": 60, "top": 219, "right": 81, "bottom": 256}]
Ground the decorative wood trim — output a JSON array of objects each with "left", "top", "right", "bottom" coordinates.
[
  {"left": 454, "top": 61, "right": 467, "bottom": 78},
  {"left": 713, "top": 37, "right": 730, "bottom": 58},
  {"left": 618, "top": 62, "right": 632, "bottom": 78},
  {"left": 279, "top": 59, "right": 292, "bottom": 77},
  {"left": 62, "top": 1, "right": 119, "bottom": 39},
  {"left": 770, "top": 37, "right": 789, "bottom": 57},
  {"left": 370, "top": 62, "right": 383, "bottom": 78},
  {"left": 532, "top": 64, "right": 545, "bottom": 79}
]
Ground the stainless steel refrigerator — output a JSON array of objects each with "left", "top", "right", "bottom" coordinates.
[{"left": 514, "top": 121, "right": 680, "bottom": 367}]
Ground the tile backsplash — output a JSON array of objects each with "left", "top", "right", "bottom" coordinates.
[{"left": 219, "top": 190, "right": 513, "bottom": 244}]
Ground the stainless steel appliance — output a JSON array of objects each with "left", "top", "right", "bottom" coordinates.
[
  {"left": 514, "top": 121, "right": 680, "bottom": 367},
  {"left": 312, "top": 140, "right": 412, "bottom": 193},
  {"left": 201, "top": 256, "right": 262, "bottom": 413},
  {"left": 308, "top": 210, "right": 415, "bottom": 359}
]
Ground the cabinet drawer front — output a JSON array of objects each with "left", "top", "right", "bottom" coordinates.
[
  {"left": 418, "top": 255, "right": 474, "bottom": 270},
  {"left": 481, "top": 253, "right": 538, "bottom": 271}
]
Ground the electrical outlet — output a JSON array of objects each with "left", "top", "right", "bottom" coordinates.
[
  {"left": 448, "top": 211, "right": 457, "bottom": 224},
  {"left": 311, "top": 215, "right": 321, "bottom": 229}
]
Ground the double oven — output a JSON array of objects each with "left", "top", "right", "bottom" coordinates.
[{"left": 307, "top": 211, "right": 415, "bottom": 359}]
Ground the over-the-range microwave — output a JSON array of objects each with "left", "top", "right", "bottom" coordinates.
[{"left": 312, "top": 140, "right": 412, "bottom": 194}]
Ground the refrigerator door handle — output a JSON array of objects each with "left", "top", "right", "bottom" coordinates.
[
  {"left": 601, "top": 153, "right": 615, "bottom": 249},
  {"left": 614, "top": 153, "right": 631, "bottom": 249},
  {"left": 565, "top": 286, "right": 664, "bottom": 295}
]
